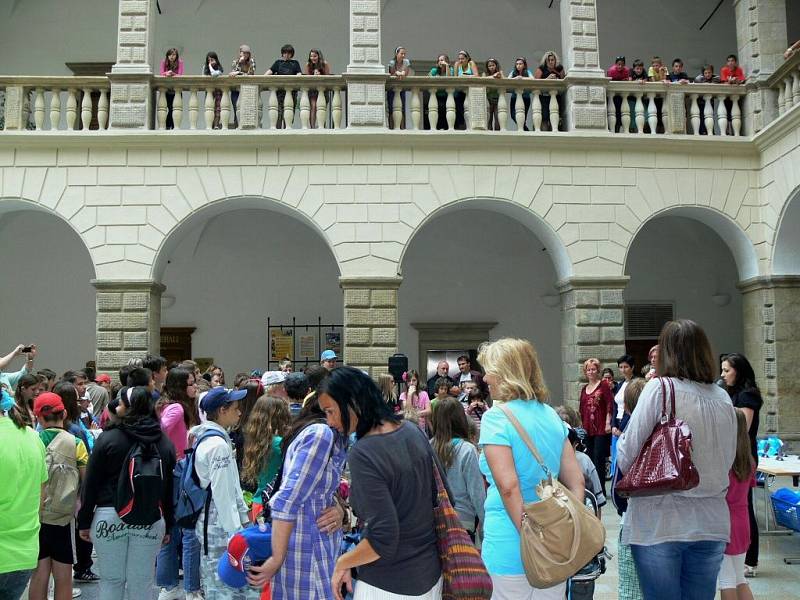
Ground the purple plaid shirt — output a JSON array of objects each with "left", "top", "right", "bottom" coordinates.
[{"left": 269, "top": 423, "right": 347, "bottom": 600}]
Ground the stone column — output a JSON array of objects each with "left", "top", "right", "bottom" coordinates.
[
  {"left": 559, "top": 0, "right": 608, "bottom": 130},
  {"left": 558, "top": 277, "right": 629, "bottom": 408},
  {"left": 346, "top": 0, "right": 387, "bottom": 127},
  {"left": 109, "top": 0, "right": 157, "bottom": 129},
  {"left": 739, "top": 276, "right": 800, "bottom": 441},
  {"left": 93, "top": 280, "right": 164, "bottom": 380},
  {"left": 734, "top": 0, "right": 788, "bottom": 132},
  {"left": 340, "top": 277, "right": 401, "bottom": 376}
]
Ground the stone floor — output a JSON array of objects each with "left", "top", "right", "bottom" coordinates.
[{"left": 71, "top": 476, "right": 800, "bottom": 600}]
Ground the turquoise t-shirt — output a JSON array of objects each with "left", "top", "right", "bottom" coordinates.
[
  {"left": 254, "top": 435, "right": 283, "bottom": 502},
  {"left": 478, "top": 400, "right": 568, "bottom": 575}
]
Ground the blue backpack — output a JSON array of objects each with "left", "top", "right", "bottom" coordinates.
[{"left": 173, "top": 429, "right": 226, "bottom": 550}]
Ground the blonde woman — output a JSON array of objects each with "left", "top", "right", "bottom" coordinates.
[
  {"left": 478, "top": 338, "right": 584, "bottom": 600},
  {"left": 534, "top": 50, "right": 564, "bottom": 131},
  {"left": 377, "top": 373, "right": 401, "bottom": 413},
  {"left": 579, "top": 357, "right": 614, "bottom": 497}
]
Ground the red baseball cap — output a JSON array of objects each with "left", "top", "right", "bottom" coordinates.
[
  {"left": 96, "top": 374, "right": 112, "bottom": 384},
  {"left": 34, "top": 392, "right": 65, "bottom": 418}
]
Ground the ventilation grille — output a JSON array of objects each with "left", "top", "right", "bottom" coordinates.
[{"left": 625, "top": 303, "right": 674, "bottom": 339}]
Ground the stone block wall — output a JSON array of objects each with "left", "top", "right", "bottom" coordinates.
[
  {"left": 559, "top": 278, "right": 628, "bottom": 406},
  {"left": 341, "top": 277, "right": 400, "bottom": 375},
  {"left": 93, "top": 280, "right": 163, "bottom": 380}
]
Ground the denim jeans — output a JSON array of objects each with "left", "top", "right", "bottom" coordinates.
[
  {"left": 631, "top": 540, "right": 725, "bottom": 600},
  {"left": 156, "top": 523, "right": 201, "bottom": 592},
  {"left": 0, "top": 569, "right": 33, "bottom": 600}
]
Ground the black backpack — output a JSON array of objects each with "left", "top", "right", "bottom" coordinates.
[{"left": 115, "top": 434, "right": 165, "bottom": 526}]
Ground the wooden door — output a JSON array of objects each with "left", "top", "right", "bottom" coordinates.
[{"left": 160, "top": 327, "right": 195, "bottom": 365}]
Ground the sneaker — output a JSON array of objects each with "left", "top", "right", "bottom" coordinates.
[
  {"left": 72, "top": 589, "right": 82, "bottom": 598},
  {"left": 744, "top": 565, "right": 757, "bottom": 578},
  {"left": 185, "top": 592, "right": 204, "bottom": 600},
  {"left": 158, "top": 587, "right": 184, "bottom": 600},
  {"left": 73, "top": 570, "right": 100, "bottom": 582}
]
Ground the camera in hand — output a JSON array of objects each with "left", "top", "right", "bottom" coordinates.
[{"left": 21, "top": 346, "right": 33, "bottom": 353}]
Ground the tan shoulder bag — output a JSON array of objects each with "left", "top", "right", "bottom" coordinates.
[{"left": 496, "top": 404, "right": 606, "bottom": 589}]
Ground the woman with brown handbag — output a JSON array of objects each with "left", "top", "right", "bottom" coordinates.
[
  {"left": 477, "top": 338, "right": 586, "bottom": 599},
  {"left": 617, "top": 320, "right": 737, "bottom": 600}
]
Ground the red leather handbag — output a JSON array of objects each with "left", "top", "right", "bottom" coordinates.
[{"left": 616, "top": 377, "right": 700, "bottom": 498}]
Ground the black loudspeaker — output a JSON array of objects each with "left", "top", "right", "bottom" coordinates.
[{"left": 388, "top": 353, "right": 408, "bottom": 384}]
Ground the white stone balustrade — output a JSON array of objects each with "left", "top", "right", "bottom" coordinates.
[
  {"left": 0, "top": 77, "right": 110, "bottom": 131},
  {"left": 386, "top": 77, "right": 564, "bottom": 132},
  {"left": 607, "top": 82, "right": 746, "bottom": 136},
  {"left": 257, "top": 76, "right": 346, "bottom": 130},
  {"left": 769, "top": 52, "right": 800, "bottom": 116}
]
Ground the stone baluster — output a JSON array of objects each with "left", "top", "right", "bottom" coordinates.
[
  {"left": 283, "top": 88, "right": 295, "bottom": 129},
  {"left": 732, "top": 97, "right": 742, "bottom": 136},
  {"left": 316, "top": 88, "right": 328, "bottom": 129},
  {"left": 549, "top": 92, "right": 560, "bottom": 132},
  {"left": 446, "top": 89, "right": 456, "bottom": 129},
  {"left": 299, "top": 88, "right": 311, "bottom": 129},
  {"left": 607, "top": 92, "right": 615, "bottom": 132},
  {"left": 156, "top": 88, "right": 168, "bottom": 129},
  {"left": 689, "top": 94, "right": 700, "bottom": 135},
  {"left": 716, "top": 94, "right": 728, "bottom": 136},
  {"left": 66, "top": 89, "right": 78, "bottom": 130},
  {"left": 220, "top": 88, "right": 232, "bottom": 130},
  {"left": 634, "top": 92, "right": 645, "bottom": 133},
  {"left": 647, "top": 92, "right": 658, "bottom": 134},
  {"left": 172, "top": 89, "right": 183, "bottom": 129},
  {"left": 81, "top": 88, "right": 92, "bottom": 131},
  {"left": 33, "top": 89, "right": 46, "bottom": 130},
  {"left": 792, "top": 72, "right": 800, "bottom": 105},
  {"left": 332, "top": 88, "right": 343, "bottom": 129},
  {"left": 514, "top": 87, "right": 525, "bottom": 133},
  {"left": 531, "top": 91, "right": 542, "bottom": 132},
  {"left": 784, "top": 78, "right": 793, "bottom": 111},
  {"left": 268, "top": 90, "right": 279, "bottom": 129},
  {"left": 410, "top": 89, "right": 421, "bottom": 130},
  {"left": 391, "top": 87, "right": 403, "bottom": 129},
  {"left": 428, "top": 90, "right": 439, "bottom": 131},
  {"left": 703, "top": 94, "right": 714, "bottom": 134},
  {"left": 777, "top": 81, "right": 786, "bottom": 115},
  {"left": 620, "top": 94, "right": 631, "bottom": 133},
  {"left": 188, "top": 89, "right": 199, "bottom": 129},
  {"left": 464, "top": 89, "right": 471, "bottom": 129},
  {"left": 98, "top": 90, "right": 109, "bottom": 130},
  {"left": 50, "top": 89, "right": 62, "bottom": 130},
  {"left": 498, "top": 90, "right": 508, "bottom": 131},
  {"left": 203, "top": 88, "right": 215, "bottom": 130}
]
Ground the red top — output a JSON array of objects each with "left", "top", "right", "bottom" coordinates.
[
  {"left": 726, "top": 467, "right": 756, "bottom": 555},
  {"left": 720, "top": 66, "right": 745, "bottom": 83},
  {"left": 579, "top": 382, "right": 614, "bottom": 436}
]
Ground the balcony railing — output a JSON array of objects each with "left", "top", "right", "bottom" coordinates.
[
  {"left": 0, "top": 77, "right": 110, "bottom": 131},
  {"left": 152, "top": 75, "right": 347, "bottom": 130},
  {"left": 386, "top": 76, "right": 565, "bottom": 132},
  {"left": 769, "top": 52, "right": 800, "bottom": 116},
  {"left": 607, "top": 82, "right": 746, "bottom": 136}
]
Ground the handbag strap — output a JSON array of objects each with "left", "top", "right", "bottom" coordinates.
[
  {"left": 657, "top": 377, "right": 676, "bottom": 421},
  {"left": 496, "top": 404, "right": 550, "bottom": 477}
]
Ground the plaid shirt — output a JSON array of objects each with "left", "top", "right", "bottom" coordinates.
[
  {"left": 269, "top": 423, "right": 346, "bottom": 600},
  {"left": 231, "top": 57, "right": 256, "bottom": 75}
]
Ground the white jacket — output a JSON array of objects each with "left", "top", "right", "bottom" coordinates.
[{"left": 190, "top": 421, "right": 249, "bottom": 535}]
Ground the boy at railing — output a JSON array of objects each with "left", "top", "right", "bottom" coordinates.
[
  {"left": 694, "top": 64, "right": 720, "bottom": 84},
  {"left": 721, "top": 55, "right": 745, "bottom": 85},
  {"left": 648, "top": 56, "right": 668, "bottom": 82},
  {"left": 667, "top": 58, "right": 690, "bottom": 83},
  {"left": 265, "top": 44, "right": 302, "bottom": 129}
]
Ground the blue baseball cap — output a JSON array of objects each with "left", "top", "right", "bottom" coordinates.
[
  {"left": 200, "top": 387, "right": 247, "bottom": 414},
  {"left": 217, "top": 525, "right": 273, "bottom": 588},
  {"left": 320, "top": 350, "right": 337, "bottom": 361}
]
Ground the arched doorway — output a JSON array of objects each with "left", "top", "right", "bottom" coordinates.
[
  {"left": 153, "top": 200, "right": 342, "bottom": 374},
  {"left": 399, "top": 200, "right": 566, "bottom": 401},
  {"left": 0, "top": 204, "right": 96, "bottom": 373}
]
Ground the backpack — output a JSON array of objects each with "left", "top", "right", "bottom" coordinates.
[
  {"left": 41, "top": 430, "right": 80, "bottom": 526},
  {"left": 115, "top": 433, "right": 165, "bottom": 526}
]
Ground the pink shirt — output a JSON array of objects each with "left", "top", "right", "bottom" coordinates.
[
  {"left": 159, "top": 58, "right": 185, "bottom": 76},
  {"left": 725, "top": 468, "right": 756, "bottom": 555},
  {"left": 400, "top": 390, "right": 431, "bottom": 431},
  {"left": 161, "top": 403, "right": 189, "bottom": 460}
]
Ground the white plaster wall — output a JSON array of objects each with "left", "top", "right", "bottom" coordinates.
[
  {"left": 160, "top": 208, "right": 343, "bottom": 374},
  {"left": 7, "top": 0, "right": 800, "bottom": 78},
  {"left": 398, "top": 209, "right": 563, "bottom": 401},
  {"left": 625, "top": 215, "right": 744, "bottom": 357},
  {"left": 0, "top": 211, "right": 96, "bottom": 373}
]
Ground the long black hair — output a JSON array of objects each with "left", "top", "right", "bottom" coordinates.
[
  {"left": 123, "top": 386, "right": 158, "bottom": 421},
  {"left": 317, "top": 366, "right": 400, "bottom": 439},
  {"left": 723, "top": 353, "right": 762, "bottom": 398},
  {"left": 204, "top": 51, "right": 221, "bottom": 75}
]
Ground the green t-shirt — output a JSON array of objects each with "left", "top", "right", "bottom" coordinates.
[
  {"left": 254, "top": 435, "right": 283, "bottom": 502},
  {"left": 40, "top": 427, "right": 89, "bottom": 467},
  {"left": 0, "top": 417, "right": 47, "bottom": 573}
]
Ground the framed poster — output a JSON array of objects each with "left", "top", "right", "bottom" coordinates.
[
  {"left": 324, "top": 331, "right": 342, "bottom": 355},
  {"left": 270, "top": 329, "right": 294, "bottom": 361},
  {"left": 299, "top": 334, "right": 316, "bottom": 360}
]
